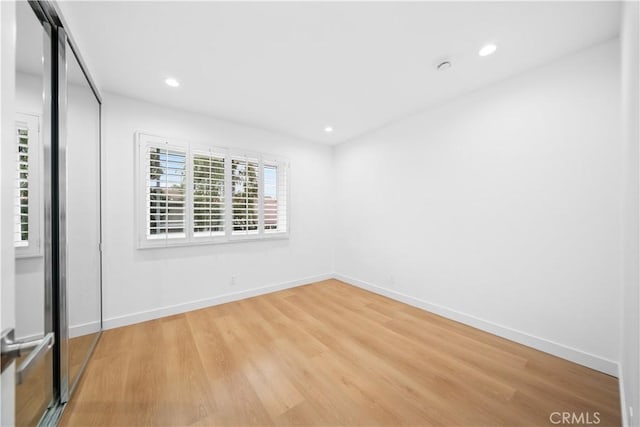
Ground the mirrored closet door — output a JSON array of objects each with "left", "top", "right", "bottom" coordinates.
[
  {"left": 63, "top": 33, "right": 102, "bottom": 398},
  {"left": 14, "top": 1, "right": 54, "bottom": 425},
  {"left": 5, "top": 2, "right": 103, "bottom": 424}
]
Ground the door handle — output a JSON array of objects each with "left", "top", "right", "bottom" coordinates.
[{"left": 1, "top": 328, "right": 55, "bottom": 383}]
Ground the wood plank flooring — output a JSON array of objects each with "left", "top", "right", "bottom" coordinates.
[
  {"left": 60, "top": 279, "right": 621, "bottom": 426},
  {"left": 16, "top": 350, "right": 52, "bottom": 427},
  {"left": 69, "top": 333, "right": 101, "bottom": 393},
  {"left": 16, "top": 333, "right": 98, "bottom": 426}
]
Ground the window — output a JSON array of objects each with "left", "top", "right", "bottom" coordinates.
[
  {"left": 145, "top": 143, "right": 187, "bottom": 241},
  {"left": 263, "top": 160, "right": 287, "bottom": 234},
  {"left": 232, "top": 155, "right": 259, "bottom": 236},
  {"left": 15, "top": 113, "right": 42, "bottom": 257},
  {"left": 136, "top": 133, "right": 289, "bottom": 248},
  {"left": 193, "top": 151, "right": 225, "bottom": 238}
]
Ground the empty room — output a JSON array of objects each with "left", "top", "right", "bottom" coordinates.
[{"left": 0, "top": 0, "right": 639, "bottom": 426}]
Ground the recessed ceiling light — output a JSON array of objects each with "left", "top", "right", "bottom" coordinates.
[
  {"left": 165, "top": 77, "right": 180, "bottom": 87},
  {"left": 478, "top": 44, "right": 497, "bottom": 57},
  {"left": 324, "top": 126, "right": 333, "bottom": 133}
]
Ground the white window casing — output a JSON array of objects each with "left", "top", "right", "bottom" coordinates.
[
  {"left": 262, "top": 157, "right": 288, "bottom": 235},
  {"left": 136, "top": 132, "right": 289, "bottom": 249},
  {"left": 137, "top": 133, "right": 188, "bottom": 248}
]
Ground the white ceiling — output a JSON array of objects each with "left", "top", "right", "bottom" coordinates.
[
  {"left": 17, "top": 1, "right": 89, "bottom": 86},
  {"left": 59, "top": 1, "right": 621, "bottom": 144}
]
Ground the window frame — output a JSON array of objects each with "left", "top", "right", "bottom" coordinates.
[
  {"left": 136, "top": 133, "right": 190, "bottom": 248},
  {"left": 135, "top": 132, "right": 290, "bottom": 249},
  {"left": 190, "top": 141, "right": 229, "bottom": 245},
  {"left": 15, "top": 112, "right": 43, "bottom": 258},
  {"left": 262, "top": 155, "right": 288, "bottom": 236},
  {"left": 229, "top": 151, "right": 262, "bottom": 242}
]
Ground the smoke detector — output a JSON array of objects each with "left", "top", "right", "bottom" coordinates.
[{"left": 437, "top": 61, "right": 452, "bottom": 71}]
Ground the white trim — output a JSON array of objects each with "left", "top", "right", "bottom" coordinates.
[
  {"left": 103, "top": 273, "right": 333, "bottom": 330},
  {"left": 136, "top": 133, "right": 190, "bottom": 249},
  {"left": 14, "top": 323, "right": 100, "bottom": 342},
  {"left": 69, "top": 321, "right": 101, "bottom": 339},
  {"left": 619, "top": 364, "right": 630, "bottom": 427},
  {"left": 102, "top": 272, "right": 619, "bottom": 377},
  {"left": 258, "top": 157, "right": 265, "bottom": 237},
  {"left": 263, "top": 159, "right": 289, "bottom": 236},
  {"left": 136, "top": 231, "right": 289, "bottom": 249},
  {"left": 13, "top": 332, "right": 43, "bottom": 342},
  {"left": 135, "top": 131, "right": 290, "bottom": 248},
  {"left": 334, "top": 273, "right": 619, "bottom": 376}
]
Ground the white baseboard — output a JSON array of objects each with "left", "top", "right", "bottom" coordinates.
[
  {"left": 69, "top": 321, "right": 101, "bottom": 339},
  {"left": 103, "top": 273, "right": 333, "bottom": 330},
  {"left": 14, "top": 332, "right": 42, "bottom": 342},
  {"left": 619, "top": 364, "right": 630, "bottom": 427},
  {"left": 101, "top": 271, "right": 618, "bottom": 377},
  {"left": 17, "top": 324, "right": 100, "bottom": 341},
  {"left": 334, "top": 273, "right": 619, "bottom": 377}
]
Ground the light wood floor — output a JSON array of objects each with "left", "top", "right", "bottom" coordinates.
[
  {"left": 16, "top": 350, "right": 52, "bottom": 427},
  {"left": 69, "top": 332, "right": 101, "bottom": 390},
  {"left": 60, "top": 280, "right": 621, "bottom": 426},
  {"left": 16, "top": 333, "right": 99, "bottom": 426}
]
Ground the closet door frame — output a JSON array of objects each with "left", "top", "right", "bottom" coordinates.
[
  {"left": 55, "top": 24, "right": 69, "bottom": 404},
  {"left": 32, "top": 0, "right": 104, "bottom": 421},
  {"left": 57, "top": 25, "right": 104, "bottom": 403}
]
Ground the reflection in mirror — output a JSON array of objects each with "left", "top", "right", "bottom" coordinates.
[
  {"left": 14, "top": 1, "right": 52, "bottom": 425},
  {"left": 65, "top": 40, "right": 102, "bottom": 392}
]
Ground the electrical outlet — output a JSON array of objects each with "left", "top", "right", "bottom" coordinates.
[
  {"left": 630, "top": 406, "right": 634, "bottom": 418},
  {"left": 230, "top": 276, "right": 236, "bottom": 286}
]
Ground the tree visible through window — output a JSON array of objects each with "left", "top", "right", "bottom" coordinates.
[
  {"left": 137, "top": 133, "right": 288, "bottom": 247},
  {"left": 232, "top": 157, "right": 259, "bottom": 234},
  {"left": 147, "top": 146, "right": 186, "bottom": 238},
  {"left": 193, "top": 153, "right": 225, "bottom": 236}
]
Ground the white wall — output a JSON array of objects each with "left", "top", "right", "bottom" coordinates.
[
  {"left": 101, "top": 93, "right": 334, "bottom": 328},
  {"left": 621, "top": 1, "right": 640, "bottom": 424},
  {"left": 334, "top": 40, "right": 622, "bottom": 375}
]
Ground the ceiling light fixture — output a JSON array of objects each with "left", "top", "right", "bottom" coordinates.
[
  {"left": 478, "top": 44, "right": 497, "bottom": 57},
  {"left": 165, "top": 77, "right": 180, "bottom": 87},
  {"left": 324, "top": 126, "right": 333, "bottom": 133}
]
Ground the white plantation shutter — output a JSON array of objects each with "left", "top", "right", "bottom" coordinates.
[
  {"left": 231, "top": 155, "right": 260, "bottom": 236},
  {"left": 144, "top": 142, "right": 187, "bottom": 241},
  {"left": 136, "top": 133, "right": 289, "bottom": 247},
  {"left": 15, "top": 113, "right": 41, "bottom": 257},
  {"left": 15, "top": 123, "right": 29, "bottom": 247},
  {"left": 263, "top": 161, "right": 288, "bottom": 234},
  {"left": 192, "top": 151, "right": 225, "bottom": 237}
]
